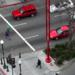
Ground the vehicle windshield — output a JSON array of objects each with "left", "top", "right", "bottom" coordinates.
[
  {"left": 19, "top": 8, "right": 24, "bottom": 14},
  {"left": 57, "top": 28, "right": 63, "bottom": 34}
]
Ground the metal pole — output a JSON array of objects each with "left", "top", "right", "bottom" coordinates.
[
  {"left": 19, "top": 53, "right": 22, "bottom": 75},
  {"left": 1, "top": 43, "right": 7, "bottom": 69},
  {"left": 45, "top": 0, "right": 51, "bottom": 63},
  {"left": 12, "top": 66, "right": 13, "bottom": 75},
  {"left": 19, "top": 64, "right": 22, "bottom": 75},
  {"left": 1, "top": 58, "right": 3, "bottom": 65}
]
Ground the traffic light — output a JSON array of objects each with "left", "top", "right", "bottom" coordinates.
[
  {"left": 11, "top": 58, "right": 16, "bottom": 68},
  {"left": 7, "top": 56, "right": 16, "bottom": 68}
]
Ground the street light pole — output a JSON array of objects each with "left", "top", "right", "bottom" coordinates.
[
  {"left": 1, "top": 58, "right": 3, "bottom": 65},
  {"left": 18, "top": 53, "right": 22, "bottom": 75},
  {"left": 19, "top": 63, "right": 22, "bottom": 75},
  {"left": 45, "top": 0, "right": 51, "bottom": 63},
  {"left": 0, "top": 40, "right": 7, "bottom": 69},
  {"left": 11, "top": 65, "right": 13, "bottom": 75}
]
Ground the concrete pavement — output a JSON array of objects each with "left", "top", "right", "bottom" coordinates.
[
  {"left": 1, "top": 50, "right": 75, "bottom": 75},
  {"left": 5, "top": 0, "right": 20, "bottom": 5},
  {"left": 0, "top": 0, "right": 20, "bottom": 7},
  {"left": 0, "top": 51, "right": 60, "bottom": 75},
  {"left": 8, "top": 51, "right": 59, "bottom": 75},
  {"left": 8, "top": 51, "right": 75, "bottom": 75},
  {"left": 2, "top": 51, "right": 57, "bottom": 75}
]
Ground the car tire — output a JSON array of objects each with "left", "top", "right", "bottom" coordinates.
[
  {"left": 56, "top": 38, "right": 58, "bottom": 40},
  {"left": 31, "top": 14, "right": 34, "bottom": 17},
  {"left": 16, "top": 17, "right": 20, "bottom": 20}
]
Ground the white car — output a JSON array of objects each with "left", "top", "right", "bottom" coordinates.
[{"left": 50, "top": 0, "right": 74, "bottom": 13}]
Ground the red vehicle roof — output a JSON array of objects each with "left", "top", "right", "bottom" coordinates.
[
  {"left": 21, "top": 4, "right": 36, "bottom": 11},
  {"left": 61, "top": 25, "right": 69, "bottom": 31},
  {"left": 50, "top": 29, "right": 58, "bottom": 38},
  {"left": 50, "top": 25, "right": 69, "bottom": 38}
]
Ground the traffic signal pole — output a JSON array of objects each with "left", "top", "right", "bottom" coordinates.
[{"left": 45, "top": 0, "right": 51, "bottom": 63}]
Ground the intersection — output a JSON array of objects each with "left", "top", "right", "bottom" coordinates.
[{"left": 0, "top": 0, "right": 75, "bottom": 75}]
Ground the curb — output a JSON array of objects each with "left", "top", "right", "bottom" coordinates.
[
  {"left": 0, "top": 0, "right": 30, "bottom": 8},
  {"left": 0, "top": 2, "right": 24, "bottom": 8}
]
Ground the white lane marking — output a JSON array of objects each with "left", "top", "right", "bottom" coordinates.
[
  {"left": 14, "top": 22, "right": 27, "bottom": 27},
  {"left": 0, "top": 14, "right": 36, "bottom": 52},
  {"left": 26, "top": 34, "right": 39, "bottom": 40}
]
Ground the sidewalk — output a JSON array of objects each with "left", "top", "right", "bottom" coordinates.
[
  {"left": 12, "top": 51, "right": 59, "bottom": 75},
  {"left": 0, "top": 0, "right": 30, "bottom": 8},
  {"left": 1, "top": 50, "right": 75, "bottom": 75},
  {"left": 5, "top": 0, "right": 21, "bottom": 5},
  {"left": 0, "top": 51, "right": 60, "bottom": 75}
]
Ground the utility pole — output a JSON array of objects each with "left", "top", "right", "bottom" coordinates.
[
  {"left": 18, "top": 53, "right": 22, "bottom": 75},
  {"left": 45, "top": 0, "right": 51, "bottom": 63},
  {"left": 0, "top": 40, "right": 7, "bottom": 69}
]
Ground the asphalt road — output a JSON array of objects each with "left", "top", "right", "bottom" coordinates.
[
  {"left": 0, "top": 0, "right": 46, "bottom": 56},
  {"left": 0, "top": 0, "right": 75, "bottom": 56},
  {"left": 0, "top": 0, "right": 75, "bottom": 75}
]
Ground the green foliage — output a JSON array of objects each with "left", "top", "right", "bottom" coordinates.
[
  {"left": 50, "top": 48, "right": 56, "bottom": 57},
  {"left": 55, "top": 43, "right": 66, "bottom": 49},
  {"left": 56, "top": 56, "right": 63, "bottom": 65},
  {"left": 43, "top": 41, "right": 75, "bottom": 65}
]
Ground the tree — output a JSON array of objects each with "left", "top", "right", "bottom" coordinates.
[{"left": 60, "top": 2, "right": 75, "bottom": 50}]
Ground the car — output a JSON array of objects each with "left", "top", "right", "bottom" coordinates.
[
  {"left": 50, "top": 25, "right": 70, "bottom": 40},
  {"left": 12, "top": 4, "right": 37, "bottom": 20},
  {"left": 50, "top": 0, "right": 74, "bottom": 13}
]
